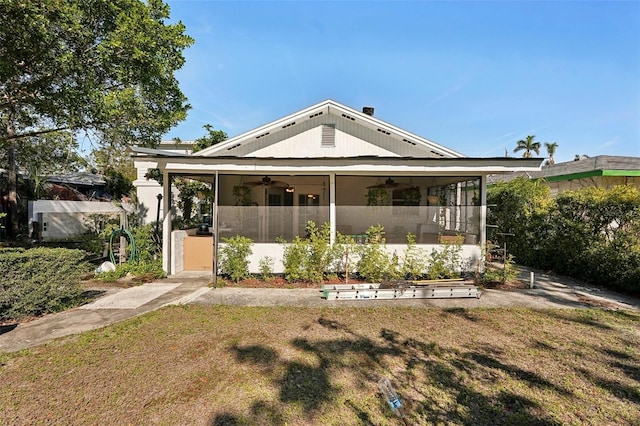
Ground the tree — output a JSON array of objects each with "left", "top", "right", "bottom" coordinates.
[
  {"left": 192, "top": 124, "right": 228, "bottom": 153},
  {"left": 544, "top": 142, "right": 559, "bottom": 165},
  {"left": 0, "top": 0, "right": 193, "bottom": 237},
  {"left": 0, "top": 130, "right": 87, "bottom": 198},
  {"left": 513, "top": 135, "right": 541, "bottom": 158}
]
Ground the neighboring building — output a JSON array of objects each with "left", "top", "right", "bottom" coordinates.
[
  {"left": 132, "top": 100, "right": 543, "bottom": 275},
  {"left": 133, "top": 139, "right": 196, "bottom": 227},
  {"left": 488, "top": 155, "right": 640, "bottom": 197}
]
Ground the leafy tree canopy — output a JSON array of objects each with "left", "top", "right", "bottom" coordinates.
[
  {"left": 192, "top": 124, "right": 228, "bottom": 153},
  {"left": 0, "top": 0, "right": 193, "bottom": 236}
]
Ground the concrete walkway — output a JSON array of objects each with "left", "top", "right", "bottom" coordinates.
[{"left": 1, "top": 268, "right": 638, "bottom": 353}]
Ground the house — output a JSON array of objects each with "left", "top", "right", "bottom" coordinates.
[
  {"left": 131, "top": 100, "right": 543, "bottom": 275},
  {"left": 488, "top": 155, "right": 640, "bottom": 197}
]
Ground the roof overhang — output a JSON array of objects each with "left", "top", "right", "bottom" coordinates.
[{"left": 131, "top": 148, "right": 543, "bottom": 176}]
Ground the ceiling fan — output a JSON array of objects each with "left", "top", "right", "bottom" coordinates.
[
  {"left": 367, "top": 177, "right": 413, "bottom": 190},
  {"left": 244, "top": 176, "right": 291, "bottom": 188}
]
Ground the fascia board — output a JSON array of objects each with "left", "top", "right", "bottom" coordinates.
[
  {"left": 194, "top": 99, "right": 466, "bottom": 159},
  {"left": 158, "top": 157, "right": 543, "bottom": 175},
  {"left": 195, "top": 100, "right": 332, "bottom": 156},
  {"left": 326, "top": 102, "right": 465, "bottom": 158}
]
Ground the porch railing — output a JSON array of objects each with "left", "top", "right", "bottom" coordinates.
[{"left": 217, "top": 205, "right": 480, "bottom": 244}]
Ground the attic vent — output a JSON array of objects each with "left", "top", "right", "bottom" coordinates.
[
  {"left": 281, "top": 121, "right": 296, "bottom": 129},
  {"left": 377, "top": 128, "right": 391, "bottom": 136},
  {"left": 256, "top": 131, "right": 270, "bottom": 139},
  {"left": 430, "top": 150, "right": 445, "bottom": 157},
  {"left": 321, "top": 124, "right": 336, "bottom": 147},
  {"left": 309, "top": 111, "right": 324, "bottom": 118},
  {"left": 402, "top": 138, "right": 416, "bottom": 146},
  {"left": 227, "top": 143, "right": 241, "bottom": 151},
  {"left": 341, "top": 113, "right": 355, "bottom": 121}
]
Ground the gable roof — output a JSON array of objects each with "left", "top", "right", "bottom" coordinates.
[{"left": 195, "top": 99, "right": 464, "bottom": 159}]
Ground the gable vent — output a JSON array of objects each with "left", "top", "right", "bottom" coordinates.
[
  {"left": 341, "top": 113, "right": 355, "bottom": 121},
  {"left": 227, "top": 143, "right": 241, "bottom": 151},
  {"left": 309, "top": 111, "right": 323, "bottom": 118},
  {"left": 321, "top": 124, "right": 336, "bottom": 147},
  {"left": 377, "top": 128, "right": 391, "bottom": 136},
  {"left": 402, "top": 138, "right": 416, "bottom": 146},
  {"left": 281, "top": 121, "right": 296, "bottom": 129},
  {"left": 256, "top": 131, "right": 270, "bottom": 139},
  {"left": 430, "top": 150, "right": 445, "bottom": 157}
]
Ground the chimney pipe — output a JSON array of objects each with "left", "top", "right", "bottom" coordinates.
[{"left": 362, "top": 106, "right": 374, "bottom": 116}]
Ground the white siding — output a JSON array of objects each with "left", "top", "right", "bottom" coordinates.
[{"left": 250, "top": 125, "right": 399, "bottom": 158}]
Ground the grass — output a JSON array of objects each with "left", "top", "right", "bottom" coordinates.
[{"left": 1, "top": 306, "right": 639, "bottom": 425}]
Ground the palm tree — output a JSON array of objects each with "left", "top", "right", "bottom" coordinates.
[
  {"left": 513, "top": 135, "right": 541, "bottom": 158},
  {"left": 544, "top": 142, "right": 559, "bottom": 165}
]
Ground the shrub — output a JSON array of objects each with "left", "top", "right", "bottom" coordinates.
[
  {"left": 259, "top": 256, "right": 274, "bottom": 282},
  {"left": 333, "top": 232, "right": 359, "bottom": 281},
  {"left": 219, "top": 235, "right": 253, "bottom": 282},
  {"left": 482, "top": 254, "right": 519, "bottom": 285},
  {"left": 356, "top": 225, "right": 392, "bottom": 282},
  {"left": 402, "top": 233, "right": 427, "bottom": 280},
  {"left": 280, "top": 222, "right": 339, "bottom": 283},
  {"left": 426, "top": 241, "right": 463, "bottom": 280},
  {"left": 0, "top": 248, "right": 91, "bottom": 321},
  {"left": 94, "top": 259, "right": 165, "bottom": 282}
]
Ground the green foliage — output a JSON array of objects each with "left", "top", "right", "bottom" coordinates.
[
  {"left": 173, "top": 178, "right": 210, "bottom": 224},
  {"left": 104, "top": 168, "right": 134, "bottom": 199},
  {"left": 94, "top": 259, "right": 165, "bottom": 282},
  {"left": 356, "top": 225, "right": 391, "bottom": 282},
  {"left": 192, "top": 124, "right": 228, "bottom": 153},
  {"left": 280, "top": 222, "right": 337, "bottom": 283},
  {"left": 366, "top": 188, "right": 390, "bottom": 206},
  {"left": 426, "top": 242, "right": 463, "bottom": 280},
  {"left": 514, "top": 135, "right": 541, "bottom": 158},
  {"left": 487, "top": 177, "right": 552, "bottom": 266},
  {"left": 0, "top": 248, "right": 91, "bottom": 321},
  {"left": 258, "top": 257, "right": 274, "bottom": 282},
  {"left": 333, "top": 232, "right": 358, "bottom": 280},
  {"left": 488, "top": 181, "right": 640, "bottom": 295},
  {"left": 232, "top": 185, "right": 253, "bottom": 206},
  {"left": 482, "top": 254, "right": 519, "bottom": 284},
  {"left": 219, "top": 235, "right": 253, "bottom": 283},
  {"left": 0, "top": 0, "right": 193, "bottom": 236},
  {"left": 402, "top": 233, "right": 427, "bottom": 280}
]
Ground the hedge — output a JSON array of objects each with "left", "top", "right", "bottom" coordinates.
[
  {"left": 488, "top": 180, "right": 640, "bottom": 295},
  {"left": 0, "top": 247, "right": 90, "bottom": 321}
]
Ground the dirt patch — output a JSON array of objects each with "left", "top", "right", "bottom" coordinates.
[
  {"left": 218, "top": 276, "right": 366, "bottom": 289},
  {"left": 576, "top": 294, "right": 619, "bottom": 309},
  {"left": 482, "top": 279, "right": 528, "bottom": 291}
]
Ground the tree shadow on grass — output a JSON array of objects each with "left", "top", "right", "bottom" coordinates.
[{"left": 221, "top": 315, "right": 569, "bottom": 425}]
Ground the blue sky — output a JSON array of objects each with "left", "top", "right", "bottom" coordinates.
[{"left": 163, "top": 0, "right": 640, "bottom": 163}]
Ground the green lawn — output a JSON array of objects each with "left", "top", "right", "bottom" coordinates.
[{"left": 1, "top": 306, "right": 639, "bottom": 425}]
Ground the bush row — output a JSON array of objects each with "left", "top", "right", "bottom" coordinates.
[
  {"left": 219, "top": 222, "right": 467, "bottom": 284},
  {"left": 0, "top": 248, "right": 91, "bottom": 321},
  {"left": 488, "top": 179, "right": 640, "bottom": 295}
]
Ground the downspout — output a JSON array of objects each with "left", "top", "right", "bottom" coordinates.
[{"left": 212, "top": 171, "right": 219, "bottom": 287}]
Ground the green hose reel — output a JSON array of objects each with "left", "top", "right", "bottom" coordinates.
[{"left": 109, "top": 228, "right": 138, "bottom": 264}]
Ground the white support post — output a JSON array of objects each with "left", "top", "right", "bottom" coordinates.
[
  {"left": 162, "top": 170, "right": 171, "bottom": 275},
  {"left": 329, "top": 173, "right": 336, "bottom": 245},
  {"left": 480, "top": 175, "right": 487, "bottom": 247}
]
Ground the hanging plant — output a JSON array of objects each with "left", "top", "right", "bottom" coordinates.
[
  {"left": 232, "top": 185, "right": 253, "bottom": 206},
  {"left": 400, "top": 187, "right": 421, "bottom": 205},
  {"left": 366, "top": 188, "right": 390, "bottom": 206}
]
